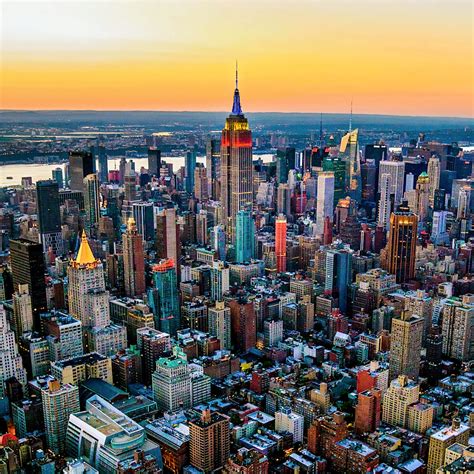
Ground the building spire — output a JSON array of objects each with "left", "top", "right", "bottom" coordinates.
[
  {"left": 231, "top": 61, "right": 243, "bottom": 115},
  {"left": 349, "top": 99, "right": 353, "bottom": 132}
]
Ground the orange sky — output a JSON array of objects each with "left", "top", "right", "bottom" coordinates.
[{"left": 1, "top": 0, "right": 473, "bottom": 117}]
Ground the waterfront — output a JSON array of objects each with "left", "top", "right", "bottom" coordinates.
[{"left": 0, "top": 154, "right": 273, "bottom": 186}]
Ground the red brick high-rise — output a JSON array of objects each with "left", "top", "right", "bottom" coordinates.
[
  {"left": 307, "top": 412, "right": 348, "bottom": 458},
  {"left": 229, "top": 299, "right": 257, "bottom": 352},
  {"left": 354, "top": 389, "right": 381, "bottom": 434}
]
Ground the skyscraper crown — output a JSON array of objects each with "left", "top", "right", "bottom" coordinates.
[{"left": 231, "top": 62, "right": 243, "bottom": 115}]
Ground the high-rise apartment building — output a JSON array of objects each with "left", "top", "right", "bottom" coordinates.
[
  {"left": 275, "top": 408, "right": 304, "bottom": 443},
  {"left": 189, "top": 409, "right": 230, "bottom": 473},
  {"left": 229, "top": 299, "right": 256, "bottom": 352},
  {"left": 384, "top": 203, "right": 418, "bottom": 283},
  {"left": 123, "top": 218, "right": 146, "bottom": 297},
  {"left": 427, "top": 419, "right": 470, "bottom": 474},
  {"left": 155, "top": 207, "right": 180, "bottom": 266},
  {"left": 427, "top": 156, "right": 440, "bottom": 206},
  {"left": 389, "top": 311, "right": 423, "bottom": 380},
  {"left": 12, "top": 284, "right": 34, "bottom": 337},
  {"left": 220, "top": 68, "right": 253, "bottom": 235},
  {"left": 382, "top": 375, "right": 419, "bottom": 428},
  {"left": 440, "top": 295, "right": 474, "bottom": 361},
  {"left": 36, "top": 180, "right": 64, "bottom": 255},
  {"left": 210, "top": 261, "right": 229, "bottom": 301},
  {"left": 10, "top": 239, "right": 47, "bottom": 331},
  {"left": 275, "top": 214, "right": 287, "bottom": 273},
  {"left": 41, "top": 379, "right": 80, "bottom": 454},
  {"left": 208, "top": 301, "right": 231, "bottom": 351},
  {"left": 354, "top": 389, "right": 381, "bottom": 434}
]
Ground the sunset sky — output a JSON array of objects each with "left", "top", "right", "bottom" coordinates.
[{"left": 1, "top": 0, "right": 473, "bottom": 117}]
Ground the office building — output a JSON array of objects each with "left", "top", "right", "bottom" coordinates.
[
  {"left": 220, "top": 68, "right": 253, "bottom": 235},
  {"left": 185, "top": 150, "right": 197, "bottom": 194},
  {"left": 194, "top": 164, "right": 209, "bottom": 201},
  {"left": 315, "top": 172, "right": 335, "bottom": 235},
  {"left": 377, "top": 173, "right": 392, "bottom": 230},
  {"left": 12, "top": 284, "right": 34, "bottom": 337},
  {"left": 339, "top": 129, "right": 361, "bottom": 201},
  {"left": 83, "top": 174, "right": 100, "bottom": 232},
  {"left": 123, "top": 218, "right": 146, "bottom": 297},
  {"left": 69, "top": 151, "right": 94, "bottom": 191},
  {"left": 206, "top": 138, "right": 221, "bottom": 200},
  {"left": 325, "top": 248, "right": 352, "bottom": 314},
  {"left": 384, "top": 203, "right": 418, "bottom": 283},
  {"left": 276, "top": 147, "right": 295, "bottom": 184},
  {"left": 36, "top": 180, "right": 64, "bottom": 255},
  {"left": 189, "top": 409, "right": 230, "bottom": 473},
  {"left": 378, "top": 160, "right": 405, "bottom": 204},
  {"left": 147, "top": 148, "right": 161, "bottom": 177},
  {"left": 132, "top": 201, "right": 155, "bottom": 242},
  {"left": 427, "top": 156, "right": 440, "bottom": 205},
  {"left": 152, "top": 259, "right": 180, "bottom": 335},
  {"left": 97, "top": 144, "right": 108, "bottom": 183},
  {"left": 66, "top": 395, "right": 162, "bottom": 473},
  {"left": 10, "top": 239, "right": 47, "bottom": 331},
  {"left": 152, "top": 347, "right": 191, "bottom": 411},
  {"left": 52, "top": 167, "right": 63, "bottom": 187},
  {"left": 235, "top": 209, "right": 255, "bottom": 263}
]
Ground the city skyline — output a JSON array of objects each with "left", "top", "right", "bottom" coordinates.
[{"left": 2, "top": 0, "right": 473, "bottom": 117}]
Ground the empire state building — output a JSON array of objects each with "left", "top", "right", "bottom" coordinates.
[{"left": 220, "top": 66, "right": 253, "bottom": 235}]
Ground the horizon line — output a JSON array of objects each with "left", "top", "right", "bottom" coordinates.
[{"left": 1, "top": 109, "right": 473, "bottom": 121}]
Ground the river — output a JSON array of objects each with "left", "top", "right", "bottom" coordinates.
[{"left": 0, "top": 154, "right": 274, "bottom": 186}]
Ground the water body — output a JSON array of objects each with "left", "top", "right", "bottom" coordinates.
[{"left": 0, "top": 154, "right": 274, "bottom": 186}]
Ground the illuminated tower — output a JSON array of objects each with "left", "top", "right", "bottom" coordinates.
[
  {"left": 384, "top": 203, "right": 418, "bottom": 283},
  {"left": 152, "top": 259, "right": 180, "bottom": 335},
  {"left": 275, "top": 214, "right": 287, "bottom": 273},
  {"left": 122, "top": 217, "right": 146, "bottom": 297},
  {"left": 339, "top": 129, "right": 361, "bottom": 202},
  {"left": 220, "top": 65, "right": 253, "bottom": 235},
  {"left": 235, "top": 209, "right": 255, "bottom": 263}
]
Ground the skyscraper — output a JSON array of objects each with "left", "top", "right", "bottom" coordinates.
[
  {"left": 132, "top": 201, "right": 155, "bottom": 242},
  {"left": 122, "top": 218, "right": 146, "bottom": 297},
  {"left": 389, "top": 311, "right": 423, "bottom": 380},
  {"left": 69, "top": 151, "right": 94, "bottom": 192},
  {"left": 155, "top": 207, "right": 180, "bottom": 267},
  {"left": 229, "top": 299, "right": 256, "bottom": 352},
  {"left": 427, "top": 156, "right": 440, "bottom": 206},
  {"left": 206, "top": 138, "right": 221, "bottom": 200},
  {"left": 377, "top": 173, "right": 392, "bottom": 230},
  {"left": 97, "top": 144, "right": 108, "bottom": 183},
  {"left": 322, "top": 156, "right": 346, "bottom": 205},
  {"left": 185, "top": 150, "right": 197, "bottom": 194},
  {"left": 0, "top": 307, "right": 27, "bottom": 397},
  {"left": 220, "top": 67, "right": 253, "bottom": 235},
  {"left": 384, "top": 203, "right": 418, "bottom": 283},
  {"left": 52, "top": 167, "right": 63, "bottom": 188},
  {"left": 189, "top": 409, "right": 230, "bottom": 473},
  {"left": 315, "top": 172, "right": 335, "bottom": 236},
  {"left": 378, "top": 161, "right": 405, "bottom": 205},
  {"left": 339, "top": 129, "right": 361, "bottom": 201},
  {"left": 10, "top": 239, "right": 47, "bottom": 331},
  {"left": 276, "top": 147, "right": 296, "bottom": 184},
  {"left": 36, "top": 180, "right": 64, "bottom": 255},
  {"left": 382, "top": 376, "right": 419, "bottom": 428},
  {"left": 235, "top": 209, "right": 255, "bottom": 263},
  {"left": 83, "top": 173, "right": 100, "bottom": 233},
  {"left": 152, "top": 259, "right": 180, "bottom": 335},
  {"left": 147, "top": 147, "right": 161, "bottom": 177},
  {"left": 354, "top": 389, "right": 381, "bottom": 434},
  {"left": 325, "top": 249, "right": 352, "bottom": 314},
  {"left": 210, "top": 261, "right": 229, "bottom": 301},
  {"left": 275, "top": 214, "right": 287, "bottom": 273}
]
